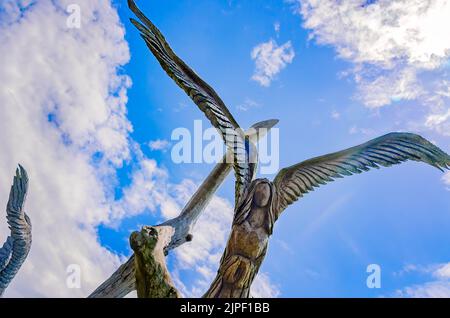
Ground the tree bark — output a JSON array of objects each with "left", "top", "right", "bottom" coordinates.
[
  {"left": 87, "top": 256, "right": 136, "bottom": 298},
  {"left": 130, "top": 226, "right": 180, "bottom": 298}
]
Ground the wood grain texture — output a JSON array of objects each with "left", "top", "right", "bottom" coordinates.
[
  {"left": 204, "top": 180, "right": 274, "bottom": 298},
  {"left": 131, "top": 226, "right": 180, "bottom": 298}
]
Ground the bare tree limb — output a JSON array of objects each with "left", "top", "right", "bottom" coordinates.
[
  {"left": 131, "top": 226, "right": 180, "bottom": 298},
  {"left": 87, "top": 256, "right": 135, "bottom": 298}
]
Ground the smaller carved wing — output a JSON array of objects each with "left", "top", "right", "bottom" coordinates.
[
  {"left": 0, "top": 237, "right": 13, "bottom": 273},
  {"left": 0, "top": 165, "right": 31, "bottom": 295},
  {"left": 273, "top": 133, "right": 450, "bottom": 216}
]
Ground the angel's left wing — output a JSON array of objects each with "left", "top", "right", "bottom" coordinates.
[
  {"left": 0, "top": 165, "right": 31, "bottom": 295},
  {"left": 128, "top": 0, "right": 256, "bottom": 205},
  {"left": 272, "top": 133, "right": 450, "bottom": 217}
]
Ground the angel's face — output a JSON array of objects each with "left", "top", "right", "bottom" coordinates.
[{"left": 253, "top": 182, "right": 271, "bottom": 208}]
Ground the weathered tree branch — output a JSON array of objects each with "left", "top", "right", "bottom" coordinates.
[
  {"left": 87, "top": 256, "right": 135, "bottom": 298},
  {"left": 88, "top": 154, "right": 230, "bottom": 298},
  {"left": 130, "top": 226, "right": 180, "bottom": 298}
]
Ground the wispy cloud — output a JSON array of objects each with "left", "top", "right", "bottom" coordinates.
[
  {"left": 236, "top": 98, "right": 260, "bottom": 112},
  {"left": 348, "top": 126, "right": 375, "bottom": 136},
  {"left": 331, "top": 110, "right": 341, "bottom": 120},
  {"left": 397, "top": 281, "right": 450, "bottom": 298},
  {"left": 394, "top": 263, "right": 450, "bottom": 297},
  {"left": 148, "top": 139, "right": 170, "bottom": 151},
  {"left": 274, "top": 22, "right": 280, "bottom": 35},
  {"left": 251, "top": 39, "right": 295, "bottom": 87},
  {"left": 276, "top": 239, "right": 294, "bottom": 255},
  {"left": 296, "top": 0, "right": 450, "bottom": 136},
  {"left": 443, "top": 172, "right": 450, "bottom": 190},
  {"left": 251, "top": 272, "right": 281, "bottom": 298},
  {"left": 0, "top": 0, "right": 281, "bottom": 298},
  {"left": 0, "top": 0, "right": 133, "bottom": 297}
]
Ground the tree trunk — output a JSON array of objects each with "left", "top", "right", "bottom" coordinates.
[{"left": 130, "top": 226, "right": 180, "bottom": 298}]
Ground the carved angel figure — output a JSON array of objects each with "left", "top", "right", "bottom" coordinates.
[{"left": 128, "top": 0, "right": 450, "bottom": 298}]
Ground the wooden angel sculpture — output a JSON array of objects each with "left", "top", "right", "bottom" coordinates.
[{"left": 128, "top": 0, "right": 450, "bottom": 298}]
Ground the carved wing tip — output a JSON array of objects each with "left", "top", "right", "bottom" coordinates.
[
  {"left": 250, "top": 119, "right": 279, "bottom": 130},
  {"left": 384, "top": 132, "right": 450, "bottom": 171},
  {"left": 16, "top": 164, "right": 28, "bottom": 183},
  {"left": 127, "top": 0, "right": 137, "bottom": 11},
  {"left": 129, "top": 17, "right": 145, "bottom": 34}
]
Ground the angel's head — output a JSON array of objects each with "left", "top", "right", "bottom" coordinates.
[{"left": 252, "top": 179, "right": 272, "bottom": 208}]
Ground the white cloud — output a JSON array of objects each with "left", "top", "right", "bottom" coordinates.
[
  {"left": 109, "top": 155, "right": 177, "bottom": 223},
  {"left": 236, "top": 98, "right": 260, "bottom": 112},
  {"left": 276, "top": 239, "right": 294, "bottom": 255},
  {"left": 251, "top": 39, "right": 295, "bottom": 87},
  {"left": 355, "top": 67, "right": 423, "bottom": 108},
  {"left": 300, "top": 0, "right": 450, "bottom": 68},
  {"left": 297, "top": 0, "right": 450, "bottom": 135},
  {"left": 251, "top": 272, "right": 281, "bottom": 298},
  {"left": 397, "top": 281, "right": 450, "bottom": 298},
  {"left": 0, "top": 0, "right": 135, "bottom": 297},
  {"left": 394, "top": 262, "right": 450, "bottom": 297},
  {"left": 274, "top": 22, "right": 280, "bottom": 35},
  {"left": 348, "top": 125, "right": 375, "bottom": 136},
  {"left": 331, "top": 110, "right": 341, "bottom": 120},
  {"left": 443, "top": 173, "right": 450, "bottom": 189},
  {"left": 0, "top": 0, "right": 280, "bottom": 298},
  {"left": 434, "top": 263, "right": 450, "bottom": 279},
  {"left": 148, "top": 139, "right": 170, "bottom": 151}
]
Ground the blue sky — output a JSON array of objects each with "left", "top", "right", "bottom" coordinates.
[
  {"left": 0, "top": 0, "right": 449, "bottom": 297},
  {"left": 103, "top": 0, "right": 450, "bottom": 297}
]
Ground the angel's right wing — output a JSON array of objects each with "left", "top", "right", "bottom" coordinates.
[
  {"left": 128, "top": 0, "right": 256, "bottom": 205},
  {"left": 272, "top": 133, "right": 450, "bottom": 217}
]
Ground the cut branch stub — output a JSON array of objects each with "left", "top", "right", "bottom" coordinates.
[{"left": 130, "top": 226, "right": 180, "bottom": 298}]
